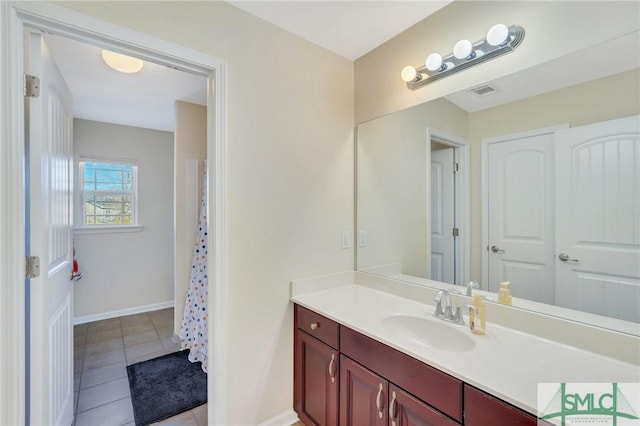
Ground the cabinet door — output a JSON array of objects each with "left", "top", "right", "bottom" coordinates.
[
  {"left": 341, "top": 326, "right": 462, "bottom": 422},
  {"left": 340, "top": 355, "right": 387, "bottom": 426},
  {"left": 389, "top": 385, "right": 460, "bottom": 426},
  {"left": 464, "top": 385, "right": 537, "bottom": 426},
  {"left": 295, "top": 330, "right": 339, "bottom": 426}
]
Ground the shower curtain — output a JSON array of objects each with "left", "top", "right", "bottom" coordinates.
[{"left": 180, "top": 166, "right": 208, "bottom": 372}]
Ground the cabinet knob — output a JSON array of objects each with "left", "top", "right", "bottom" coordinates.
[{"left": 310, "top": 322, "right": 319, "bottom": 330}]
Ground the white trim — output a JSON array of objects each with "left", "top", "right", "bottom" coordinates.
[
  {"left": 209, "top": 56, "right": 229, "bottom": 426},
  {"left": 74, "top": 225, "right": 143, "bottom": 235},
  {"left": 77, "top": 153, "right": 138, "bottom": 164},
  {"left": 73, "top": 301, "right": 174, "bottom": 325},
  {"left": 257, "top": 409, "right": 300, "bottom": 426},
  {"left": 0, "top": 2, "right": 228, "bottom": 425},
  {"left": 0, "top": 3, "right": 27, "bottom": 425},
  {"left": 427, "top": 128, "right": 471, "bottom": 287},
  {"left": 480, "top": 124, "right": 568, "bottom": 289}
]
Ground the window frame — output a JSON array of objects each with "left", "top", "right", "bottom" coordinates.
[{"left": 77, "top": 157, "right": 140, "bottom": 232}]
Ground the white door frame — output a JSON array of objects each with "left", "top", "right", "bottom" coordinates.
[
  {"left": 480, "top": 124, "right": 567, "bottom": 290},
  {"left": 426, "top": 128, "right": 470, "bottom": 286},
  {"left": 0, "top": 2, "right": 228, "bottom": 425}
]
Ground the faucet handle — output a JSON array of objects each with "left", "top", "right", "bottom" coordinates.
[
  {"left": 453, "top": 305, "right": 465, "bottom": 325},
  {"left": 433, "top": 290, "right": 445, "bottom": 317}
]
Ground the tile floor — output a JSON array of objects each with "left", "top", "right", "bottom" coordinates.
[{"left": 73, "top": 308, "right": 208, "bottom": 426}]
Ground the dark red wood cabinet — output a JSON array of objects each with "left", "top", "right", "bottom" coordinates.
[
  {"left": 340, "top": 326, "right": 462, "bottom": 423},
  {"left": 463, "top": 384, "right": 538, "bottom": 426},
  {"left": 340, "top": 355, "right": 387, "bottom": 426},
  {"left": 390, "top": 385, "right": 461, "bottom": 426},
  {"left": 294, "top": 304, "right": 540, "bottom": 426},
  {"left": 340, "top": 353, "right": 459, "bottom": 426},
  {"left": 294, "top": 305, "right": 340, "bottom": 426}
]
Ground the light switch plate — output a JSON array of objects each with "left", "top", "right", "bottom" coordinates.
[
  {"left": 359, "top": 230, "right": 368, "bottom": 247},
  {"left": 341, "top": 231, "right": 350, "bottom": 249}
]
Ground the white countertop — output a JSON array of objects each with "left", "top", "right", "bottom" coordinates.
[{"left": 291, "top": 281, "right": 640, "bottom": 415}]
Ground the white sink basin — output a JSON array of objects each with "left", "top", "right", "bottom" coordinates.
[{"left": 381, "top": 314, "right": 475, "bottom": 352}]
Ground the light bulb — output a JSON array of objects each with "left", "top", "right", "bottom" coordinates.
[
  {"left": 401, "top": 66, "right": 418, "bottom": 82},
  {"left": 486, "top": 24, "right": 509, "bottom": 47},
  {"left": 453, "top": 39, "right": 474, "bottom": 60},
  {"left": 425, "top": 53, "right": 444, "bottom": 72}
]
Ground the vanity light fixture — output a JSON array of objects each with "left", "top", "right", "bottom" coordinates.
[
  {"left": 101, "top": 49, "right": 144, "bottom": 74},
  {"left": 401, "top": 24, "right": 525, "bottom": 90}
]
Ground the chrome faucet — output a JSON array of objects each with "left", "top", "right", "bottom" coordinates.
[
  {"left": 433, "top": 290, "right": 465, "bottom": 325},
  {"left": 466, "top": 280, "right": 480, "bottom": 296}
]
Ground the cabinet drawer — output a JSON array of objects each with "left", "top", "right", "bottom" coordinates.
[
  {"left": 464, "top": 384, "right": 537, "bottom": 426},
  {"left": 295, "top": 304, "right": 339, "bottom": 349},
  {"left": 390, "top": 384, "right": 460, "bottom": 426},
  {"left": 341, "top": 326, "right": 462, "bottom": 423}
]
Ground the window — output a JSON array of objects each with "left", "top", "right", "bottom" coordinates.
[{"left": 80, "top": 160, "right": 138, "bottom": 226}]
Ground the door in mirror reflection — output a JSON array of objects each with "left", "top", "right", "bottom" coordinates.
[
  {"left": 486, "top": 116, "right": 640, "bottom": 322},
  {"left": 486, "top": 130, "right": 555, "bottom": 304},
  {"left": 555, "top": 116, "right": 640, "bottom": 323},
  {"left": 430, "top": 146, "right": 456, "bottom": 284}
]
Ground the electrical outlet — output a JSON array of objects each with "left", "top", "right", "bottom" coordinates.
[
  {"left": 341, "top": 231, "right": 350, "bottom": 249},
  {"left": 359, "top": 230, "right": 367, "bottom": 247}
]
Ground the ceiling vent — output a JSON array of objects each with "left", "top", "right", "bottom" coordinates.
[{"left": 469, "top": 83, "right": 499, "bottom": 96}]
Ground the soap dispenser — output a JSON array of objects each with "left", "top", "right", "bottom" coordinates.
[
  {"left": 469, "top": 294, "right": 486, "bottom": 335},
  {"left": 498, "top": 281, "right": 512, "bottom": 305}
]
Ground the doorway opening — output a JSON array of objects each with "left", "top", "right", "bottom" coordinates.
[
  {"left": 426, "top": 129, "right": 470, "bottom": 287},
  {"left": 0, "top": 2, "right": 227, "bottom": 425}
]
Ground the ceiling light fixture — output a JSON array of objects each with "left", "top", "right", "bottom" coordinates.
[
  {"left": 401, "top": 24, "right": 525, "bottom": 89},
  {"left": 101, "top": 50, "right": 144, "bottom": 74}
]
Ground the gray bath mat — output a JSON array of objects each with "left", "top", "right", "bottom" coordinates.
[{"left": 126, "top": 350, "right": 207, "bottom": 426}]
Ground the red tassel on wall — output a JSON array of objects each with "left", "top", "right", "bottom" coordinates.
[{"left": 71, "top": 240, "right": 82, "bottom": 280}]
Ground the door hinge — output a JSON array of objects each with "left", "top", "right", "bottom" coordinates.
[
  {"left": 452, "top": 227, "right": 459, "bottom": 237},
  {"left": 453, "top": 162, "right": 459, "bottom": 173},
  {"left": 24, "top": 74, "right": 40, "bottom": 98},
  {"left": 26, "top": 255, "right": 41, "bottom": 278}
]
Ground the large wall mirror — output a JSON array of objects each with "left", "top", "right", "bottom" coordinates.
[{"left": 356, "top": 32, "right": 640, "bottom": 336}]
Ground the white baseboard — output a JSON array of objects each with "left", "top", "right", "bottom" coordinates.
[
  {"left": 257, "top": 409, "right": 300, "bottom": 426},
  {"left": 73, "top": 301, "right": 175, "bottom": 325}
]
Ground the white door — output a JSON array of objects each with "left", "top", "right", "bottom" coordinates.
[
  {"left": 430, "top": 147, "right": 455, "bottom": 284},
  {"left": 487, "top": 132, "right": 555, "bottom": 303},
  {"left": 555, "top": 116, "right": 640, "bottom": 323},
  {"left": 26, "top": 31, "right": 74, "bottom": 426}
]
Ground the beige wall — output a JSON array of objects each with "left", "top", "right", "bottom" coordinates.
[
  {"left": 467, "top": 69, "right": 640, "bottom": 282},
  {"left": 58, "top": 2, "right": 354, "bottom": 424},
  {"left": 355, "top": 1, "right": 640, "bottom": 123},
  {"left": 358, "top": 98, "right": 468, "bottom": 277},
  {"left": 73, "top": 119, "right": 174, "bottom": 319},
  {"left": 173, "top": 101, "right": 206, "bottom": 336}
]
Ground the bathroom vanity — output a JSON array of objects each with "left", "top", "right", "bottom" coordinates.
[
  {"left": 291, "top": 272, "right": 639, "bottom": 426},
  {"left": 295, "top": 305, "right": 537, "bottom": 425}
]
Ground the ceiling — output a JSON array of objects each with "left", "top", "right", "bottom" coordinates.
[
  {"left": 227, "top": 1, "right": 453, "bottom": 60},
  {"left": 44, "top": 2, "right": 639, "bottom": 132},
  {"left": 45, "top": 34, "right": 207, "bottom": 133},
  {"left": 445, "top": 31, "right": 640, "bottom": 112},
  {"left": 45, "top": 1, "right": 452, "bottom": 132}
]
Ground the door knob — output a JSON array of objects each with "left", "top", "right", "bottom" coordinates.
[
  {"left": 491, "top": 245, "right": 505, "bottom": 253},
  {"left": 558, "top": 252, "right": 579, "bottom": 263}
]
